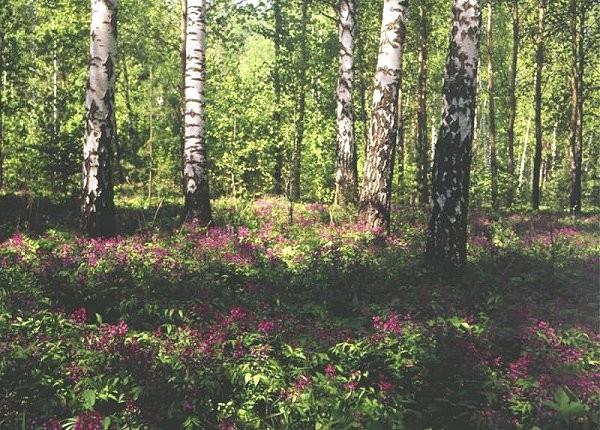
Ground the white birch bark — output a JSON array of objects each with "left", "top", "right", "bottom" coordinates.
[
  {"left": 82, "top": 0, "right": 117, "bottom": 237},
  {"left": 426, "top": 0, "right": 481, "bottom": 272},
  {"left": 359, "top": 0, "right": 409, "bottom": 232},
  {"left": 334, "top": 0, "right": 357, "bottom": 205},
  {"left": 183, "top": 0, "right": 212, "bottom": 224}
]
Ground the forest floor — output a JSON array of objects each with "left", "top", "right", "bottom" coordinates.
[{"left": 0, "top": 194, "right": 598, "bottom": 429}]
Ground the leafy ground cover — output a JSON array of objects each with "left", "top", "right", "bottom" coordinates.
[{"left": 0, "top": 197, "right": 598, "bottom": 429}]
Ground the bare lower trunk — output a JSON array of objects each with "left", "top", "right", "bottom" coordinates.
[
  {"left": 426, "top": 0, "right": 481, "bottom": 273},
  {"left": 532, "top": 0, "right": 545, "bottom": 210},
  {"left": 486, "top": 1, "right": 498, "bottom": 210},
  {"left": 334, "top": 0, "right": 358, "bottom": 205},
  {"left": 359, "top": 0, "right": 409, "bottom": 232},
  {"left": 416, "top": 4, "right": 429, "bottom": 206},
  {"left": 183, "top": 0, "right": 212, "bottom": 224},
  {"left": 290, "top": 0, "right": 309, "bottom": 201},
  {"left": 82, "top": 0, "right": 117, "bottom": 237}
]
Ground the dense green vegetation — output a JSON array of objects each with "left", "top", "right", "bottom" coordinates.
[{"left": 1, "top": 199, "right": 599, "bottom": 429}]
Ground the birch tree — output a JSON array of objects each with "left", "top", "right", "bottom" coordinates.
[
  {"left": 81, "top": 0, "right": 117, "bottom": 237},
  {"left": 359, "top": 0, "right": 409, "bottom": 232},
  {"left": 183, "top": 0, "right": 212, "bottom": 224},
  {"left": 426, "top": 0, "right": 481, "bottom": 272},
  {"left": 334, "top": 0, "right": 358, "bottom": 205}
]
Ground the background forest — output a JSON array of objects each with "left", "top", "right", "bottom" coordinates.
[{"left": 1, "top": 0, "right": 598, "bottom": 209}]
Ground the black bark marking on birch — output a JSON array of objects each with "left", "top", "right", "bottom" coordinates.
[{"left": 426, "top": 0, "right": 481, "bottom": 273}]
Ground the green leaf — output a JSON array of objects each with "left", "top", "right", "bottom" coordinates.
[
  {"left": 82, "top": 389, "right": 96, "bottom": 410},
  {"left": 102, "top": 417, "right": 111, "bottom": 430}
]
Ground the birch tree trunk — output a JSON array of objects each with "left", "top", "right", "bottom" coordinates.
[
  {"left": 416, "top": 3, "right": 429, "bottom": 206},
  {"left": 289, "top": 0, "right": 309, "bottom": 201},
  {"left": 334, "top": 0, "right": 358, "bottom": 205},
  {"left": 531, "top": 0, "right": 545, "bottom": 210},
  {"left": 359, "top": 0, "right": 409, "bottom": 233},
  {"left": 272, "top": 0, "right": 284, "bottom": 195},
  {"left": 82, "top": 0, "right": 117, "bottom": 237},
  {"left": 486, "top": 1, "right": 498, "bottom": 210},
  {"left": 183, "top": 0, "right": 212, "bottom": 224},
  {"left": 426, "top": 0, "right": 481, "bottom": 272}
]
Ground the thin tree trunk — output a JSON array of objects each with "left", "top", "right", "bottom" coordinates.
[
  {"left": 472, "top": 60, "right": 482, "bottom": 156},
  {"left": 334, "top": 0, "right": 358, "bottom": 205},
  {"left": 416, "top": 3, "right": 429, "bottom": 206},
  {"left": 359, "top": 0, "right": 409, "bottom": 233},
  {"left": 50, "top": 42, "right": 59, "bottom": 192},
  {"left": 0, "top": 33, "right": 4, "bottom": 189},
  {"left": 183, "top": 0, "right": 212, "bottom": 224},
  {"left": 272, "top": 0, "right": 284, "bottom": 195},
  {"left": 82, "top": 0, "right": 117, "bottom": 237},
  {"left": 426, "top": 0, "right": 481, "bottom": 273},
  {"left": 180, "top": 0, "right": 186, "bottom": 188},
  {"left": 532, "top": 0, "right": 545, "bottom": 210},
  {"left": 569, "top": 0, "right": 584, "bottom": 215},
  {"left": 486, "top": 1, "right": 498, "bottom": 210},
  {"left": 576, "top": 4, "right": 584, "bottom": 209},
  {"left": 397, "top": 82, "right": 405, "bottom": 186},
  {"left": 290, "top": 0, "right": 309, "bottom": 201},
  {"left": 518, "top": 115, "right": 531, "bottom": 192},
  {"left": 52, "top": 43, "right": 58, "bottom": 145},
  {"left": 354, "top": 1, "right": 369, "bottom": 158},
  {"left": 121, "top": 53, "right": 137, "bottom": 153},
  {"left": 507, "top": 0, "right": 518, "bottom": 180},
  {"left": 548, "top": 121, "right": 557, "bottom": 178}
]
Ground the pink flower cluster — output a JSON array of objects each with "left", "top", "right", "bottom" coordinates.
[
  {"left": 372, "top": 313, "right": 403, "bottom": 335},
  {"left": 74, "top": 411, "right": 103, "bottom": 430}
]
